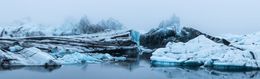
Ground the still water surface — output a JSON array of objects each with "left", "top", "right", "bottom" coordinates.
[{"left": 0, "top": 58, "right": 260, "bottom": 79}]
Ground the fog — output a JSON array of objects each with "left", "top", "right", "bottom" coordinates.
[{"left": 0, "top": 0, "right": 260, "bottom": 35}]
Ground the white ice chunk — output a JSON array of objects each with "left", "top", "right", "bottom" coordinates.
[
  {"left": 9, "top": 45, "right": 23, "bottom": 52},
  {"left": 0, "top": 47, "right": 57, "bottom": 66},
  {"left": 151, "top": 35, "right": 260, "bottom": 69},
  {"left": 56, "top": 52, "right": 101, "bottom": 64},
  {"left": 17, "top": 47, "right": 57, "bottom": 65}
]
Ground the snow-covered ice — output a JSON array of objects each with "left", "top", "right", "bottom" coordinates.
[
  {"left": 0, "top": 47, "right": 58, "bottom": 66},
  {"left": 9, "top": 45, "right": 23, "bottom": 52},
  {"left": 56, "top": 52, "right": 126, "bottom": 64},
  {"left": 222, "top": 32, "right": 260, "bottom": 45},
  {"left": 56, "top": 52, "right": 101, "bottom": 64},
  {"left": 151, "top": 35, "right": 260, "bottom": 70},
  {"left": 1, "top": 46, "right": 127, "bottom": 66}
]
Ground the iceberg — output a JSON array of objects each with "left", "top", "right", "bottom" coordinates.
[
  {"left": 1, "top": 46, "right": 127, "bottom": 66},
  {"left": 130, "top": 30, "right": 140, "bottom": 46},
  {"left": 8, "top": 45, "right": 24, "bottom": 52},
  {"left": 50, "top": 46, "right": 126, "bottom": 64},
  {"left": 151, "top": 35, "right": 260, "bottom": 70},
  {"left": 0, "top": 47, "right": 59, "bottom": 66},
  {"left": 56, "top": 52, "right": 101, "bottom": 64},
  {"left": 222, "top": 32, "right": 260, "bottom": 45},
  {"left": 56, "top": 52, "right": 126, "bottom": 64}
]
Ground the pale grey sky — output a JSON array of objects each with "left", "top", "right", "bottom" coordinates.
[{"left": 0, "top": 0, "right": 260, "bottom": 35}]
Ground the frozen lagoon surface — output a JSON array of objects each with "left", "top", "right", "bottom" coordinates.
[{"left": 1, "top": 57, "right": 260, "bottom": 79}]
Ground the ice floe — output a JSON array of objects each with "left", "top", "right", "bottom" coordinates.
[
  {"left": 56, "top": 52, "right": 101, "bottom": 64},
  {"left": 151, "top": 35, "right": 260, "bottom": 70},
  {"left": 56, "top": 52, "right": 126, "bottom": 64},
  {"left": 1, "top": 46, "right": 127, "bottom": 66},
  {"left": 0, "top": 47, "right": 58, "bottom": 66}
]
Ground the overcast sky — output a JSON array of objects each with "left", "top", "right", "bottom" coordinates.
[{"left": 0, "top": 0, "right": 260, "bottom": 35}]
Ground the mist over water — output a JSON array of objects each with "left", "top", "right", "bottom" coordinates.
[{"left": 0, "top": 0, "right": 260, "bottom": 34}]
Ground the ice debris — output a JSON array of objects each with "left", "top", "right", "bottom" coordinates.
[{"left": 151, "top": 35, "right": 260, "bottom": 70}]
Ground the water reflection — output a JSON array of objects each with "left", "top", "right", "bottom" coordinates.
[
  {"left": 0, "top": 66, "right": 23, "bottom": 71},
  {"left": 0, "top": 66, "right": 61, "bottom": 72},
  {"left": 0, "top": 54, "right": 260, "bottom": 79},
  {"left": 152, "top": 67, "right": 260, "bottom": 79}
]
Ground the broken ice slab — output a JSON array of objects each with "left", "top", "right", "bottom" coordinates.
[
  {"left": 0, "top": 47, "right": 60, "bottom": 66},
  {"left": 0, "top": 47, "right": 127, "bottom": 66},
  {"left": 0, "top": 30, "right": 140, "bottom": 57},
  {"left": 151, "top": 35, "right": 260, "bottom": 70}
]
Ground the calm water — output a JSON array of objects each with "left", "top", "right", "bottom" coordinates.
[{"left": 1, "top": 57, "right": 260, "bottom": 79}]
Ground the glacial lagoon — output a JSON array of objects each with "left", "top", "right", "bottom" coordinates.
[{"left": 1, "top": 55, "right": 260, "bottom": 79}]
